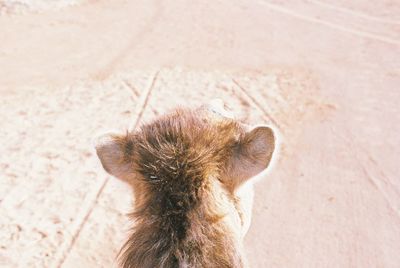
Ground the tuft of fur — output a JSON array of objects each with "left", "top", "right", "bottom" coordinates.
[{"left": 117, "top": 109, "right": 246, "bottom": 268}]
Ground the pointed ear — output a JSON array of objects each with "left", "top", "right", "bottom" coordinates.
[
  {"left": 94, "top": 132, "right": 132, "bottom": 179},
  {"left": 229, "top": 125, "right": 276, "bottom": 187}
]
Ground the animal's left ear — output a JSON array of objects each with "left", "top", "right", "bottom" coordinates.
[{"left": 228, "top": 125, "right": 276, "bottom": 188}]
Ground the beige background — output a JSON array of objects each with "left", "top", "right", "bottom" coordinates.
[{"left": 0, "top": 0, "right": 399, "bottom": 267}]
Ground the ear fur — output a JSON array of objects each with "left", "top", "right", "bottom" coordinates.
[
  {"left": 94, "top": 132, "right": 131, "bottom": 179},
  {"left": 230, "top": 125, "right": 276, "bottom": 187}
]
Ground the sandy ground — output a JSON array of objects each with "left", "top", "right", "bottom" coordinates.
[{"left": 0, "top": 0, "right": 399, "bottom": 267}]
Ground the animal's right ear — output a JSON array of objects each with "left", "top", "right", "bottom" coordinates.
[
  {"left": 94, "top": 133, "right": 132, "bottom": 180},
  {"left": 226, "top": 125, "right": 276, "bottom": 189}
]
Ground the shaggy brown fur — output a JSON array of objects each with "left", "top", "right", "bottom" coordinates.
[{"left": 95, "top": 105, "right": 276, "bottom": 268}]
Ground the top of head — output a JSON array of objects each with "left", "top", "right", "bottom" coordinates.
[{"left": 95, "top": 99, "right": 277, "bottom": 191}]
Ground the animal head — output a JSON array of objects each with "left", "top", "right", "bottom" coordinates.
[{"left": 95, "top": 99, "right": 277, "bottom": 267}]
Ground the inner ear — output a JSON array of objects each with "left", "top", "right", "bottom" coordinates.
[
  {"left": 94, "top": 132, "right": 133, "bottom": 180},
  {"left": 230, "top": 125, "right": 276, "bottom": 188}
]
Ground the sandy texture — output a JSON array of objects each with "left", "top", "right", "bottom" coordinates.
[
  {"left": 0, "top": 0, "right": 399, "bottom": 267},
  {"left": 0, "top": 0, "right": 82, "bottom": 15}
]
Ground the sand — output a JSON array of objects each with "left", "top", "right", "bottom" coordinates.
[{"left": 0, "top": 0, "right": 399, "bottom": 267}]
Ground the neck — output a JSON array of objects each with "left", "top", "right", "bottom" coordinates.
[{"left": 119, "top": 185, "right": 246, "bottom": 268}]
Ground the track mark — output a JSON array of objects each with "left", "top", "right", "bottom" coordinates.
[
  {"left": 232, "top": 78, "right": 282, "bottom": 130},
  {"left": 309, "top": 0, "right": 400, "bottom": 25},
  {"left": 129, "top": 70, "right": 160, "bottom": 131},
  {"left": 259, "top": 0, "right": 400, "bottom": 45},
  {"left": 51, "top": 71, "right": 159, "bottom": 268},
  {"left": 331, "top": 127, "right": 400, "bottom": 220}
]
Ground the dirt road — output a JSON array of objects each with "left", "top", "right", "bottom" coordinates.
[{"left": 1, "top": 0, "right": 399, "bottom": 267}]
